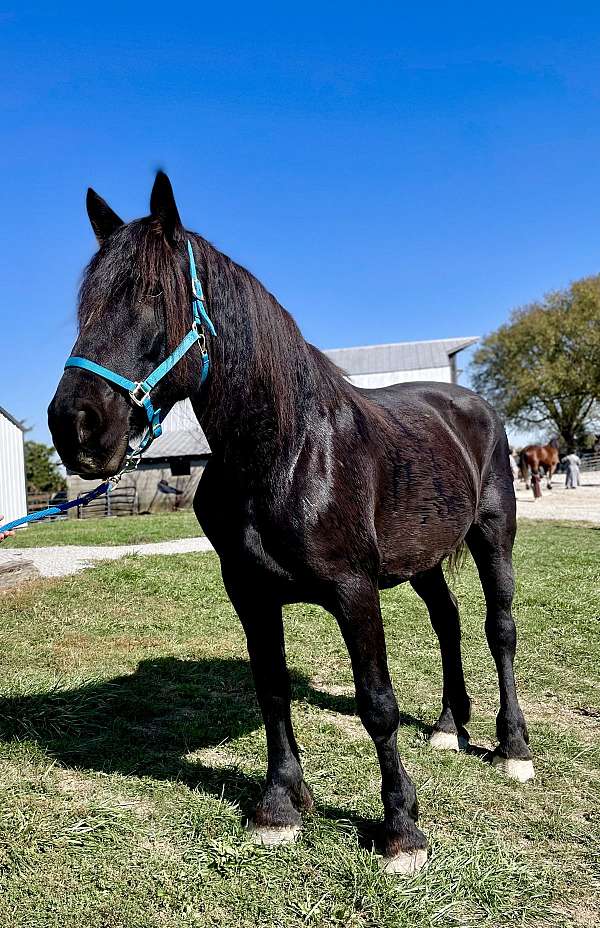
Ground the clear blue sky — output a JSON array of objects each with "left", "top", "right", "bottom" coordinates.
[{"left": 3, "top": 2, "right": 600, "bottom": 443}]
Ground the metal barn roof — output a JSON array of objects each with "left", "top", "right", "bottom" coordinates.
[
  {"left": 143, "top": 427, "right": 211, "bottom": 460},
  {"left": 0, "top": 405, "right": 25, "bottom": 431},
  {"left": 323, "top": 337, "right": 479, "bottom": 375}
]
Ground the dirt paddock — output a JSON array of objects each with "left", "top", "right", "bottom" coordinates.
[{"left": 515, "top": 469, "right": 600, "bottom": 522}]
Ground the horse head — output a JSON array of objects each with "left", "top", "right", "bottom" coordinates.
[{"left": 48, "top": 173, "right": 202, "bottom": 477}]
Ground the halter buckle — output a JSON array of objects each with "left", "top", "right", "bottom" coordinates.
[
  {"left": 191, "top": 320, "right": 207, "bottom": 353},
  {"left": 131, "top": 383, "right": 150, "bottom": 407}
]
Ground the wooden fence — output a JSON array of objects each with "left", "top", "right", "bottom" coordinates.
[
  {"left": 75, "top": 486, "right": 137, "bottom": 519},
  {"left": 581, "top": 452, "right": 600, "bottom": 472},
  {"left": 26, "top": 492, "right": 67, "bottom": 517},
  {"left": 26, "top": 487, "right": 137, "bottom": 520}
]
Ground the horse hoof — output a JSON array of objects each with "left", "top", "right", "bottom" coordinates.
[
  {"left": 492, "top": 755, "right": 535, "bottom": 782},
  {"left": 379, "top": 848, "right": 428, "bottom": 875},
  {"left": 246, "top": 823, "right": 301, "bottom": 846},
  {"left": 429, "top": 730, "right": 459, "bottom": 751}
]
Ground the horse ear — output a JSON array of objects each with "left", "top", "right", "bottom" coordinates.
[
  {"left": 86, "top": 188, "right": 124, "bottom": 244},
  {"left": 150, "top": 171, "right": 183, "bottom": 243}
]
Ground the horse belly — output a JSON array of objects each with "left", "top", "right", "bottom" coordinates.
[{"left": 375, "top": 475, "right": 477, "bottom": 582}]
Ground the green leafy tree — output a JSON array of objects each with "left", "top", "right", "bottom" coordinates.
[
  {"left": 471, "top": 275, "right": 600, "bottom": 451},
  {"left": 24, "top": 441, "right": 66, "bottom": 495}
]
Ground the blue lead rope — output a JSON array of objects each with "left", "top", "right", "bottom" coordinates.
[
  {"left": 0, "top": 482, "right": 111, "bottom": 534},
  {"left": 0, "top": 239, "right": 215, "bottom": 537}
]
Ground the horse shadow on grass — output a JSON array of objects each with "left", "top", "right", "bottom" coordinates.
[{"left": 0, "top": 656, "right": 428, "bottom": 845}]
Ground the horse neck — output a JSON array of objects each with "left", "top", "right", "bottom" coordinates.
[{"left": 187, "top": 241, "right": 329, "bottom": 469}]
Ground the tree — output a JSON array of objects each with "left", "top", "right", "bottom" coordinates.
[
  {"left": 24, "top": 442, "right": 66, "bottom": 495},
  {"left": 471, "top": 275, "right": 600, "bottom": 451}
]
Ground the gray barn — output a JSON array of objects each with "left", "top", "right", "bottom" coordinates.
[{"left": 67, "top": 403, "right": 210, "bottom": 516}]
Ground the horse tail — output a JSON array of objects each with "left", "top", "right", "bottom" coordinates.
[
  {"left": 446, "top": 541, "right": 469, "bottom": 581},
  {"left": 518, "top": 449, "right": 529, "bottom": 481}
]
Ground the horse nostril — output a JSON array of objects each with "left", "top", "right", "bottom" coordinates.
[{"left": 75, "top": 406, "right": 101, "bottom": 445}]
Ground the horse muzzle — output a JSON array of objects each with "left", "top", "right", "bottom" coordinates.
[{"left": 48, "top": 371, "right": 130, "bottom": 478}]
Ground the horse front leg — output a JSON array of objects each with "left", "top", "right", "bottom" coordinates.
[
  {"left": 224, "top": 579, "right": 313, "bottom": 844},
  {"left": 330, "top": 575, "right": 427, "bottom": 874}
]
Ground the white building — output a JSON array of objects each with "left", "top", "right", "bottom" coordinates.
[
  {"left": 0, "top": 405, "right": 27, "bottom": 525},
  {"left": 324, "top": 336, "right": 479, "bottom": 389}
]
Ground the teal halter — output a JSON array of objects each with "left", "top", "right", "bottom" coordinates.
[{"left": 65, "top": 239, "right": 216, "bottom": 463}]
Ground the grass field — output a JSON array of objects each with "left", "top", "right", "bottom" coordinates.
[
  {"left": 0, "top": 521, "right": 598, "bottom": 927},
  {"left": 2, "top": 510, "right": 203, "bottom": 548}
]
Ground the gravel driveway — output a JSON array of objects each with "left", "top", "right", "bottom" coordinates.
[
  {"left": 515, "top": 469, "right": 600, "bottom": 523},
  {"left": 2, "top": 472, "right": 598, "bottom": 582},
  {"left": 0, "top": 536, "right": 214, "bottom": 579}
]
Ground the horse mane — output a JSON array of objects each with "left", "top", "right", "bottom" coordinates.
[
  {"left": 193, "top": 234, "right": 356, "bottom": 443},
  {"left": 77, "top": 220, "right": 351, "bottom": 443}
]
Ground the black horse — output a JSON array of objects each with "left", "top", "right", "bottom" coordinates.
[{"left": 48, "top": 172, "right": 533, "bottom": 875}]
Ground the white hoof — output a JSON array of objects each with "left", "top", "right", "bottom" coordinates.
[
  {"left": 379, "top": 848, "right": 428, "bottom": 875},
  {"left": 246, "top": 823, "right": 301, "bottom": 846},
  {"left": 429, "top": 730, "right": 459, "bottom": 751},
  {"left": 492, "top": 755, "right": 535, "bottom": 782}
]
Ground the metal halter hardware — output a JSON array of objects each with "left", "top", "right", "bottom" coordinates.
[{"left": 130, "top": 383, "right": 152, "bottom": 407}]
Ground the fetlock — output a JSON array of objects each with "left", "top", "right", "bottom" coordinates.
[
  {"left": 495, "top": 712, "right": 532, "bottom": 760},
  {"left": 433, "top": 705, "right": 458, "bottom": 736},
  {"left": 451, "top": 694, "right": 472, "bottom": 728},
  {"left": 254, "top": 784, "right": 302, "bottom": 828},
  {"left": 382, "top": 816, "right": 427, "bottom": 857}
]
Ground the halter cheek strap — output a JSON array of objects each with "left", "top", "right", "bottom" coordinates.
[{"left": 64, "top": 239, "right": 216, "bottom": 460}]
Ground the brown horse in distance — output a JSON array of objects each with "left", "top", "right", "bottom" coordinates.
[{"left": 519, "top": 439, "right": 560, "bottom": 490}]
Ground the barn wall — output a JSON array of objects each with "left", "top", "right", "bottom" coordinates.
[
  {"left": 162, "top": 400, "right": 199, "bottom": 433},
  {"left": 0, "top": 413, "right": 27, "bottom": 525},
  {"left": 348, "top": 366, "right": 452, "bottom": 388},
  {"left": 67, "top": 459, "right": 207, "bottom": 516}
]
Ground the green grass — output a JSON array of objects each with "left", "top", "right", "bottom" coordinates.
[
  {"left": 3, "top": 510, "right": 203, "bottom": 547},
  {"left": 0, "top": 521, "right": 598, "bottom": 927}
]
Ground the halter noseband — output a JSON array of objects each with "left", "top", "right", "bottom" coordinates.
[{"left": 64, "top": 239, "right": 216, "bottom": 467}]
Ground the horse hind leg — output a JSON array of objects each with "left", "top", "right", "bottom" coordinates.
[
  {"left": 411, "top": 565, "right": 471, "bottom": 751},
  {"left": 466, "top": 479, "right": 534, "bottom": 782}
]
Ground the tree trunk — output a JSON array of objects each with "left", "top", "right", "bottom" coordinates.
[{"left": 553, "top": 418, "right": 578, "bottom": 454}]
